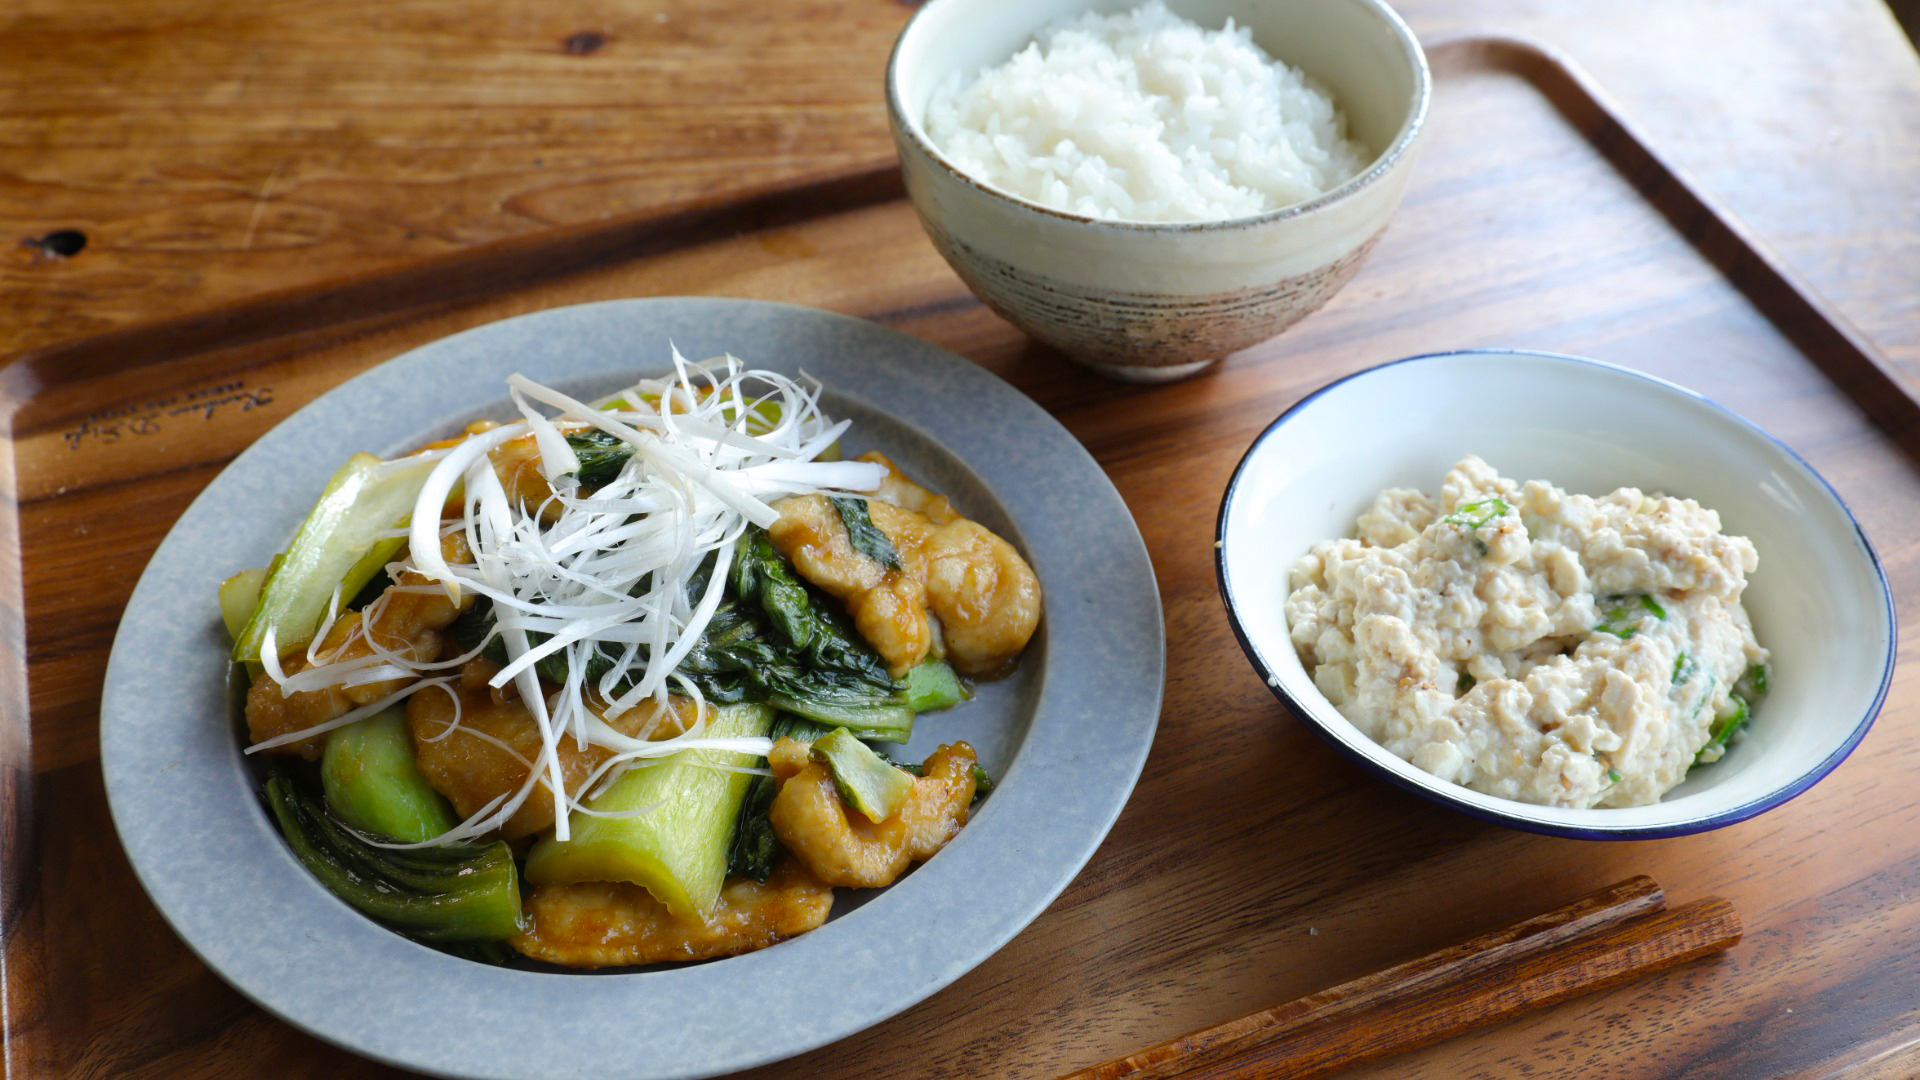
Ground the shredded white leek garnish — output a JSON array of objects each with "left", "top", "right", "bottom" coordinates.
[{"left": 247, "top": 349, "right": 886, "bottom": 845}]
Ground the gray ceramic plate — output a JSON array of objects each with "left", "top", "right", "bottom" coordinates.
[{"left": 101, "top": 298, "right": 1164, "bottom": 1079}]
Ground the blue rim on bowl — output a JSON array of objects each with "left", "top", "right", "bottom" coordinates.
[{"left": 1214, "top": 349, "right": 1897, "bottom": 840}]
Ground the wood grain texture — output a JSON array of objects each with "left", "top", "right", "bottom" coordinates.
[
  {"left": 5, "top": 0, "right": 1919, "bottom": 380},
  {"left": 1170, "top": 897, "right": 1743, "bottom": 1080},
  {"left": 1079, "top": 893, "right": 1742, "bottom": 1080},
  {"left": 1070, "top": 876, "right": 1673, "bottom": 1080},
  {"left": 3, "top": 6, "right": 1920, "bottom": 1080},
  {"left": 0, "top": 0, "right": 908, "bottom": 355}
]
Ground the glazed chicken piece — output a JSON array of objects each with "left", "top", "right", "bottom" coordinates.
[
  {"left": 423, "top": 425, "right": 569, "bottom": 515},
  {"left": 510, "top": 859, "right": 833, "bottom": 968},
  {"left": 768, "top": 455, "right": 1041, "bottom": 678},
  {"left": 487, "top": 432, "right": 562, "bottom": 514},
  {"left": 406, "top": 667, "right": 697, "bottom": 841},
  {"left": 244, "top": 545, "right": 475, "bottom": 759},
  {"left": 767, "top": 738, "right": 977, "bottom": 888},
  {"left": 870, "top": 501, "right": 1043, "bottom": 678},
  {"left": 767, "top": 495, "right": 933, "bottom": 676},
  {"left": 862, "top": 452, "right": 960, "bottom": 525}
]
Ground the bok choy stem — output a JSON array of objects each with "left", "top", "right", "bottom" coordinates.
[
  {"left": 232, "top": 452, "right": 439, "bottom": 662},
  {"left": 264, "top": 773, "right": 523, "bottom": 943}
]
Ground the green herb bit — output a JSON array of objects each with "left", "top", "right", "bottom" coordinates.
[
  {"left": 728, "top": 714, "right": 832, "bottom": 884},
  {"left": 1592, "top": 758, "right": 1622, "bottom": 803},
  {"left": 902, "top": 658, "right": 968, "bottom": 713},
  {"left": 1594, "top": 594, "right": 1666, "bottom": 639},
  {"left": 1456, "top": 671, "right": 1476, "bottom": 695},
  {"left": 565, "top": 429, "right": 632, "bottom": 489},
  {"left": 461, "top": 528, "right": 903, "bottom": 718},
  {"left": 1688, "top": 673, "right": 1719, "bottom": 720},
  {"left": 1735, "top": 662, "right": 1769, "bottom": 701},
  {"left": 1695, "top": 694, "right": 1751, "bottom": 765},
  {"left": 566, "top": 397, "right": 784, "bottom": 488},
  {"left": 1671, "top": 651, "right": 1696, "bottom": 686},
  {"left": 771, "top": 714, "right": 833, "bottom": 744},
  {"left": 830, "top": 496, "right": 904, "bottom": 571},
  {"left": 767, "top": 695, "right": 913, "bottom": 742},
  {"left": 969, "top": 763, "right": 996, "bottom": 798},
  {"left": 1441, "top": 498, "right": 1511, "bottom": 530},
  {"left": 877, "top": 749, "right": 995, "bottom": 802},
  {"left": 813, "top": 729, "right": 917, "bottom": 823}
]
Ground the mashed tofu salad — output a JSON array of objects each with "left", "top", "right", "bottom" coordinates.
[{"left": 1285, "top": 456, "right": 1768, "bottom": 809}]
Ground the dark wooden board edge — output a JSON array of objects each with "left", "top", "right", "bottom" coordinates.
[
  {"left": 0, "top": 444, "right": 27, "bottom": 1055},
  {"left": 4, "top": 35, "right": 1913, "bottom": 448},
  {"left": 2, "top": 33, "right": 1913, "bottom": 1073},
  {"left": 1426, "top": 34, "right": 1920, "bottom": 459}
]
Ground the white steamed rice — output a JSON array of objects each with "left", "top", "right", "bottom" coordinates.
[{"left": 924, "top": 1, "right": 1370, "bottom": 223}]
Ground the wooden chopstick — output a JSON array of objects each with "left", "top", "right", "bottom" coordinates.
[{"left": 1064, "top": 877, "right": 1740, "bottom": 1080}]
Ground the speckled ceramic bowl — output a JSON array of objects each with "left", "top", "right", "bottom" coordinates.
[
  {"left": 1216, "top": 350, "right": 1896, "bottom": 839},
  {"left": 886, "top": 0, "right": 1430, "bottom": 382}
]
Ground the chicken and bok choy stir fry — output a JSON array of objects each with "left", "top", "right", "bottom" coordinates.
[{"left": 227, "top": 353, "right": 1042, "bottom": 967}]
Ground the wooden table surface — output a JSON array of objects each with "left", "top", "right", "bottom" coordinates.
[
  {"left": 5, "top": 0, "right": 1917, "bottom": 377},
  {"left": 5, "top": 2, "right": 1920, "bottom": 1078}
]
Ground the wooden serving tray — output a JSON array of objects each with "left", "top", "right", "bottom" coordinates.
[{"left": 5, "top": 36, "right": 1917, "bottom": 1079}]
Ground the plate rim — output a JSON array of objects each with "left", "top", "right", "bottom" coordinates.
[{"left": 100, "top": 297, "right": 1165, "bottom": 1078}]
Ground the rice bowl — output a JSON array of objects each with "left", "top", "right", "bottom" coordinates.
[
  {"left": 887, "top": 0, "right": 1431, "bottom": 379},
  {"left": 925, "top": 1, "right": 1370, "bottom": 223}
]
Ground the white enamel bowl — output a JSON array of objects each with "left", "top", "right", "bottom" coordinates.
[
  {"left": 1215, "top": 350, "right": 1896, "bottom": 839},
  {"left": 887, "top": 0, "right": 1430, "bottom": 382}
]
